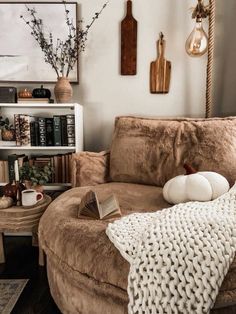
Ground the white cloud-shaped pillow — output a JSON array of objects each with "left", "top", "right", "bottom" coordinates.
[{"left": 163, "top": 164, "right": 230, "bottom": 205}]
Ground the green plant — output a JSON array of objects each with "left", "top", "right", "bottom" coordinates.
[
  {"left": 19, "top": 162, "right": 54, "bottom": 186},
  {"left": 0, "top": 116, "right": 14, "bottom": 130}
]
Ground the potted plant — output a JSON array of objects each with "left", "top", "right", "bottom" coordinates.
[
  {"left": 21, "top": 1, "right": 108, "bottom": 103},
  {"left": 0, "top": 116, "right": 15, "bottom": 141},
  {"left": 19, "top": 163, "right": 54, "bottom": 192}
]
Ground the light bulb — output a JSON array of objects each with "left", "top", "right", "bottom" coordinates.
[{"left": 185, "top": 19, "right": 208, "bottom": 57}]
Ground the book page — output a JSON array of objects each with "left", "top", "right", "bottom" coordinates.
[
  {"left": 78, "top": 190, "right": 99, "bottom": 219},
  {"left": 99, "top": 195, "right": 120, "bottom": 219}
]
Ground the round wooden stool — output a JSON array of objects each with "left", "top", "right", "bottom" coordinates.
[{"left": 0, "top": 195, "right": 51, "bottom": 266}]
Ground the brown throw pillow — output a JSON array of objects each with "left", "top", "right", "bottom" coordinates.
[
  {"left": 110, "top": 116, "right": 236, "bottom": 187},
  {"left": 71, "top": 151, "right": 110, "bottom": 187}
]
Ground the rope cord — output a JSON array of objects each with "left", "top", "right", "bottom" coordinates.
[{"left": 205, "top": 0, "right": 216, "bottom": 118}]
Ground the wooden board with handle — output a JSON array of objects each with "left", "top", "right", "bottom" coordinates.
[
  {"left": 150, "top": 33, "right": 171, "bottom": 93},
  {"left": 121, "top": 0, "right": 137, "bottom": 75}
]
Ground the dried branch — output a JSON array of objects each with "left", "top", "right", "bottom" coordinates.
[{"left": 21, "top": 1, "right": 108, "bottom": 78}]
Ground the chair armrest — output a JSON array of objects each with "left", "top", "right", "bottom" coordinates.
[{"left": 71, "top": 151, "right": 110, "bottom": 187}]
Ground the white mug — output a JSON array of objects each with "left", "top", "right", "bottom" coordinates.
[{"left": 22, "top": 189, "right": 43, "bottom": 207}]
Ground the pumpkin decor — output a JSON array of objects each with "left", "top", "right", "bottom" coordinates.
[
  {"left": 18, "top": 88, "right": 32, "bottom": 98},
  {"left": 163, "top": 164, "right": 230, "bottom": 204},
  {"left": 3, "top": 181, "right": 25, "bottom": 203},
  {"left": 0, "top": 196, "right": 13, "bottom": 209},
  {"left": 1, "top": 129, "right": 15, "bottom": 141},
  {"left": 32, "top": 85, "right": 51, "bottom": 99}
]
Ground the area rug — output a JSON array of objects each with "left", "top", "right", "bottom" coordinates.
[{"left": 0, "top": 279, "right": 28, "bottom": 314}]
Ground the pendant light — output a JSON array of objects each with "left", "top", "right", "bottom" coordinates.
[
  {"left": 186, "top": 0, "right": 216, "bottom": 118},
  {"left": 186, "top": 0, "right": 209, "bottom": 57}
]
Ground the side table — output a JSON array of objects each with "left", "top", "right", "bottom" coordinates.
[{"left": 0, "top": 195, "right": 51, "bottom": 266}]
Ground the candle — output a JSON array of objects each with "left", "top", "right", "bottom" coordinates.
[{"left": 14, "top": 160, "right": 19, "bottom": 182}]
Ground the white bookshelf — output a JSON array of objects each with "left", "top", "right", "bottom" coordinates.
[{"left": 0, "top": 102, "right": 84, "bottom": 189}]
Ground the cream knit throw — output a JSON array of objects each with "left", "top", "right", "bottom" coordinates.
[{"left": 106, "top": 185, "right": 236, "bottom": 314}]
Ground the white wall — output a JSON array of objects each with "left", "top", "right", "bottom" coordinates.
[{"left": 2, "top": 0, "right": 234, "bottom": 151}]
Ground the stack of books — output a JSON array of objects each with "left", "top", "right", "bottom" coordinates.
[
  {"left": 14, "top": 114, "right": 75, "bottom": 147},
  {"left": 17, "top": 98, "right": 54, "bottom": 104},
  {"left": 2, "top": 153, "right": 73, "bottom": 184}
]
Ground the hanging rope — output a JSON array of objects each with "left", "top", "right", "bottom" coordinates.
[{"left": 205, "top": 0, "right": 216, "bottom": 118}]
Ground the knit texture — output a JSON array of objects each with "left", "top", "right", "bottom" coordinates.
[{"left": 106, "top": 184, "right": 236, "bottom": 314}]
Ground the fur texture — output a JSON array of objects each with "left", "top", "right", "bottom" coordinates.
[
  {"left": 72, "top": 151, "right": 110, "bottom": 187},
  {"left": 110, "top": 116, "right": 236, "bottom": 187},
  {"left": 39, "top": 183, "right": 236, "bottom": 313}
]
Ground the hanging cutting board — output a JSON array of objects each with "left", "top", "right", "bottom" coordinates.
[
  {"left": 121, "top": 0, "right": 137, "bottom": 75},
  {"left": 150, "top": 33, "right": 171, "bottom": 93}
]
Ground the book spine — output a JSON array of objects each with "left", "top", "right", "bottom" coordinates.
[
  {"left": 50, "top": 156, "right": 55, "bottom": 183},
  {"left": 0, "top": 161, "right": 4, "bottom": 182},
  {"left": 57, "top": 155, "right": 62, "bottom": 183},
  {"left": 46, "top": 118, "right": 54, "bottom": 146},
  {"left": 20, "top": 115, "right": 31, "bottom": 147},
  {"left": 53, "top": 116, "right": 62, "bottom": 146},
  {"left": 34, "top": 120, "right": 40, "bottom": 146},
  {"left": 38, "top": 118, "right": 46, "bottom": 146},
  {"left": 60, "top": 116, "right": 68, "bottom": 146},
  {"left": 66, "top": 114, "right": 75, "bottom": 147},
  {"left": 61, "top": 155, "right": 65, "bottom": 183},
  {"left": 8, "top": 155, "right": 17, "bottom": 182},
  {"left": 53, "top": 156, "right": 59, "bottom": 183},
  {"left": 4, "top": 161, "right": 9, "bottom": 183},
  {"left": 14, "top": 114, "right": 21, "bottom": 146},
  {"left": 68, "top": 153, "right": 72, "bottom": 183},
  {"left": 30, "top": 121, "right": 36, "bottom": 146}
]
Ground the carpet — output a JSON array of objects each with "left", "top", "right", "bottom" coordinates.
[{"left": 0, "top": 279, "right": 28, "bottom": 314}]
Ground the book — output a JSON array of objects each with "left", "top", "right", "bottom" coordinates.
[
  {"left": 20, "top": 115, "right": 31, "bottom": 146},
  {"left": 4, "top": 161, "right": 9, "bottom": 182},
  {"left": 78, "top": 190, "right": 121, "bottom": 220},
  {"left": 14, "top": 114, "right": 21, "bottom": 146},
  {"left": 60, "top": 116, "right": 68, "bottom": 146},
  {"left": 46, "top": 118, "right": 54, "bottom": 146},
  {"left": 66, "top": 114, "right": 75, "bottom": 147},
  {"left": 0, "top": 161, "right": 5, "bottom": 182},
  {"left": 53, "top": 155, "right": 59, "bottom": 183},
  {"left": 8, "top": 154, "right": 18, "bottom": 182},
  {"left": 0, "top": 140, "right": 16, "bottom": 147},
  {"left": 38, "top": 118, "right": 46, "bottom": 146},
  {"left": 17, "top": 97, "right": 50, "bottom": 103},
  {"left": 0, "top": 160, "right": 9, "bottom": 183},
  {"left": 30, "top": 120, "right": 36, "bottom": 146},
  {"left": 8, "top": 154, "right": 25, "bottom": 182},
  {"left": 53, "top": 116, "right": 62, "bottom": 146}
]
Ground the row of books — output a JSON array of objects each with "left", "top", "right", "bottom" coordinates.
[
  {"left": 1, "top": 153, "right": 73, "bottom": 184},
  {"left": 30, "top": 154, "right": 73, "bottom": 184},
  {"left": 14, "top": 114, "right": 75, "bottom": 147}
]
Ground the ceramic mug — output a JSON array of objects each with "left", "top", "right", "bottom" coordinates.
[{"left": 22, "top": 189, "right": 43, "bottom": 207}]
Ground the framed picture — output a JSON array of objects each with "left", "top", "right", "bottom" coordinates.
[{"left": 0, "top": 2, "right": 78, "bottom": 83}]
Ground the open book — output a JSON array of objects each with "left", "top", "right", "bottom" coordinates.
[{"left": 78, "top": 190, "right": 121, "bottom": 220}]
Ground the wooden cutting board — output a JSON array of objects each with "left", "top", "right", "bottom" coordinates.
[
  {"left": 121, "top": 0, "right": 137, "bottom": 75},
  {"left": 150, "top": 33, "right": 171, "bottom": 93}
]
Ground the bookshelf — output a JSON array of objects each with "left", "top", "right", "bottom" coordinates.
[{"left": 0, "top": 103, "right": 83, "bottom": 190}]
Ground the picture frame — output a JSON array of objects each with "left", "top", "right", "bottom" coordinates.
[{"left": 0, "top": 2, "right": 79, "bottom": 84}]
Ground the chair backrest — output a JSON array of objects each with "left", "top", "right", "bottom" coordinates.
[{"left": 110, "top": 116, "right": 236, "bottom": 187}]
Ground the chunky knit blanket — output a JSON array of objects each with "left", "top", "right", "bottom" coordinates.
[{"left": 106, "top": 185, "right": 236, "bottom": 314}]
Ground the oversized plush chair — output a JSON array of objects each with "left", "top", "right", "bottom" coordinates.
[{"left": 39, "top": 116, "right": 236, "bottom": 314}]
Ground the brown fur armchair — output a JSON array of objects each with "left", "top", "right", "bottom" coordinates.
[{"left": 39, "top": 116, "right": 236, "bottom": 314}]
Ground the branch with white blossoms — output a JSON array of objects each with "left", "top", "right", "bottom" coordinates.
[{"left": 20, "top": 1, "right": 109, "bottom": 78}]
